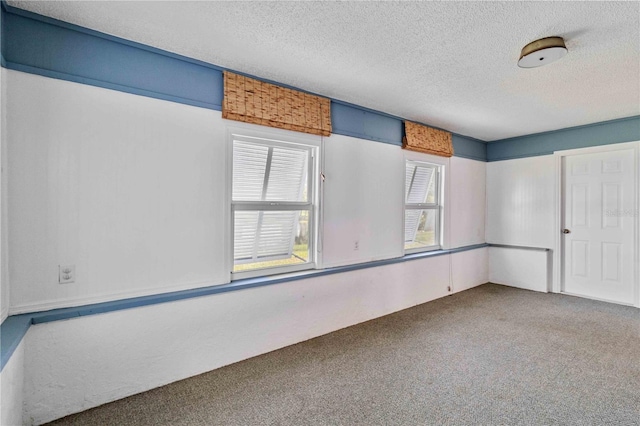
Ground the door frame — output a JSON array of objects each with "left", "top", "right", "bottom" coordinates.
[{"left": 552, "top": 141, "right": 640, "bottom": 307}]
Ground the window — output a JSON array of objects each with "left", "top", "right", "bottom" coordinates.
[
  {"left": 231, "top": 134, "right": 316, "bottom": 278},
  {"left": 404, "top": 160, "right": 442, "bottom": 252}
]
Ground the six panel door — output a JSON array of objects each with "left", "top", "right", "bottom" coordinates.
[{"left": 563, "top": 149, "right": 636, "bottom": 304}]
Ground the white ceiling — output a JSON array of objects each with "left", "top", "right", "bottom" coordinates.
[{"left": 9, "top": 1, "right": 640, "bottom": 141}]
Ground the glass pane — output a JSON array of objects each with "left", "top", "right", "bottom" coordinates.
[
  {"left": 265, "top": 147, "right": 308, "bottom": 202},
  {"left": 406, "top": 163, "right": 437, "bottom": 204},
  {"left": 234, "top": 210, "right": 310, "bottom": 272},
  {"left": 233, "top": 140, "right": 309, "bottom": 202},
  {"left": 404, "top": 209, "right": 438, "bottom": 250}
]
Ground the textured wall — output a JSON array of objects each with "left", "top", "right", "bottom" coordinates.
[
  {"left": 4, "top": 70, "right": 490, "bottom": 425},
  {"left": 322, "top": 134, "right": 404, "bottom": 268},
  {"left": 0, "top": 339, "right": 24, "bottom": 426},
  {"left": 452, "top": 247, "right": 489, "bottom": 293},
  {"left": 486, "top": 155, "right": 556, "bottom": 249},
  {"left": 6, "top": 70, "right": 489, "bottom": 313},
  {"left": 23, "top": 249, "right": 487, "bottom": 425},
  {"left": 489, "top": 246, "right": 549, "bottom": 292},
  {"left": 449, "top": 157, "right": 486, "bottom": 248},
  {"left": 6, "top": 70, "right": 229, "bottom": 313}
]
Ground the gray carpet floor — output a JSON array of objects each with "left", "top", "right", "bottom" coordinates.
[{"left": 47, "top": 284, "right": 640, "bottom": 425}]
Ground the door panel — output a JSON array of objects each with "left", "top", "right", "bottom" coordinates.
[
  {"left": 562, "top": 149, "right": 635, "bottom": 304},
  {"left": 571, "top": 183, "right": 589, "bottom": 226},
  {"left": 570, "top": 240, "right": 589, "bottom": 278},
  {"left": 601, "top": 242, "right": 621, "bottom": 282},
  {"left": 602, "top": 183, "right": 621, "bottom": 228}
]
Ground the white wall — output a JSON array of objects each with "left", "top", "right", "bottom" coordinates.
[
  {"left": 5, "top": 70, "right": 488, "bottom": 314},
  {"left": 23, "top": 247, "right": 487, "bottom": 425},
  {"left": 321, "top": 138, "right": 488, "bottom": 267},
  {"left": 6, "top": 70, "right": 229, "bottom": 313},
  {"left": 0, "top": 339, "right": 25, "bottom": 426},
  {"left": 485, "top": 156, "right": 555, "bottom": 293},
  {"left": 449, "top": 156, "right": 486, "bottom": 248},
  {"left": 3, "top": 70, "right": 490, "bottom": 424},
  {"left": 452, "top": 247, "right": 489, "bottom": 293},
  {"left": 321, "top": 134, "right": 404, "bottom": 268},
  {"left": 489, "top": 246, "right": 549, "bottom": 292},
  {"left": 486, "top": 155, "right": 556, "bottom": 249}
]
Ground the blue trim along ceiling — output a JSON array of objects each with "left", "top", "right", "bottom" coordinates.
[
  {"left": 487, "top": 116, "right": 640, "bottom": 162},
  {"left": 2, "top": 8, "right": 224, "bottom": 110},
  {"left": 1, "top": 1, "right": 4, "bottom": 66},
  {"left": 330, "top": 101, "right": 404, "bottom": 146},
  {"left": 0, "top": 243, "right": 488, "bottom": 371},
  {"left": 0, "top": 2, "right": 487, "bottom": 161},
  {"left": 452, "top": 134, "right": 487, "bottom": 162}
]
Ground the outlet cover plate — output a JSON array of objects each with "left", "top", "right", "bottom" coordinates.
[{"left": 59, "top": 265, "right": 75, "bottom": 284}]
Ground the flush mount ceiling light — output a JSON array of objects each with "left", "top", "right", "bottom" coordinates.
[{"left": 518, "top": 36, "right": 568, "bottom": 68}]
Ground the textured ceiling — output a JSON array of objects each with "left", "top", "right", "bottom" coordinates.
[{"left": 8, "top": 1, "right": 640, "bottom": 141}]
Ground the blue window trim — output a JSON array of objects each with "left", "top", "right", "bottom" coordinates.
[{"left": 0, "top": 243, "right": 487, "bottom": 371}]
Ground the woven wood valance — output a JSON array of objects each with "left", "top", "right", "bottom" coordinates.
[
  {"left": 403, "top": 121, "right": 454, "bottom": 157},
  {"left": 223, "top": 71, "right": 332, "bottom": 136}
]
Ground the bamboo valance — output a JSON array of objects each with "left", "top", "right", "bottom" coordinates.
[
  {"left": 403, "top": 121, "right": 454, "bottom": 157},
  {"left": 223, "top": 71, "right": 332, "bottom": 136}
]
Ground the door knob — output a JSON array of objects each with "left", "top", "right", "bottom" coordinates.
[{"left": 562, "top": 229, "right": 571, "bottom": 234}]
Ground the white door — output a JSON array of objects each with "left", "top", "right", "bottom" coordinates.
[{"left": 562, "top": 148, "right": 636, "bottom": 304}]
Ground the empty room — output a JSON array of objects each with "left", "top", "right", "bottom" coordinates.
[{"left": 0, "top": 1, "right": 639, "bottom": 425}]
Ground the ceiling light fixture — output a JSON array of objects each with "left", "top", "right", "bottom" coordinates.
[{"left": 518, "top": 36, "right": 567, "bottom": 68}]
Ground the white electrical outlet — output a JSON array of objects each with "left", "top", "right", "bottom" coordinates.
[
  {"left": 59, "top": 265, "right": 75, "bottom": 284},
  {"left": 354, "top": 241, "right": 359, "bottom": 251}
]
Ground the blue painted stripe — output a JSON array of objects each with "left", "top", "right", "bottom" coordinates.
[
  {"left": 4, "top": 61, "right": 222, "bottom": 111},
  {"left": 0, "top": 4, "right": 3, "bottom": 65},
  {"left": 452, "top": 134, "right": 487, "bottom": 162},
  {"left": 488, "top": 244, "right": 550, "bottom": 251},
  {"left": 1, "top": 1, "right": 225, "bottom": 72},
  {"left": 0, "top": 243, "right": 488, "bottom": 371},
  {"left": 2, "top": 10, "right": 224, "bottom": 111},
  {"left": 331, "top": 102, "right": 403, "bottom": 146},
  {"left": 487, "top": 116, "right": 640, "bottom": 162},
  {"left": 330, "top": 101, "right": 489, "bottom": 161},
  {"left": 0, "top": 314, "right": 31, "bottom": 371},
  {"left": 0, "top": 4, "right": 488, "bottom": 161}
]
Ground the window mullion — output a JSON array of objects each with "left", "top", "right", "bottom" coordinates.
[
  {"left": 260, "top": 147, "right": 274, "bottom": 201},
  {"left": 407, "top": 164, "right": 417, "bottom": 202}
]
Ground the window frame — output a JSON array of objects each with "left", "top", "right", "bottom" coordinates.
[
  {"left": 228, "top": 126, "right": 320, "bottom": 281},
  {"left": 404, "top": 160, "right": 443, "bottom": 254}
]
